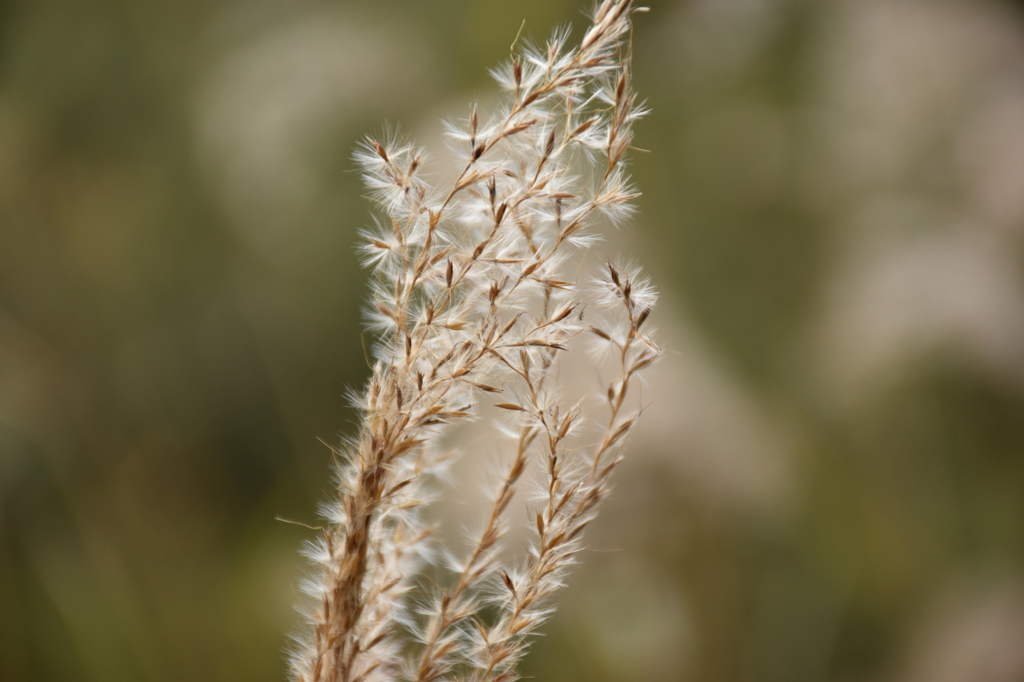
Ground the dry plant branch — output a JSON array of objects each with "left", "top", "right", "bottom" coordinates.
[{"left": 289, "top": 3, "right": 661, "bottom": 681}]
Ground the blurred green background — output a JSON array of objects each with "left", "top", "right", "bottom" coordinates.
[{"left": 3, "top": 0, "right": 1024, "bottom": 680}]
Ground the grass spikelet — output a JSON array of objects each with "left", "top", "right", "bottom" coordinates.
[{"left": 288, "top": 3, "right": 661, "bottom": 681}]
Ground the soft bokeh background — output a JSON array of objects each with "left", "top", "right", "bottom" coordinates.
[{"left": 3, "top": 0, "right": 1024, "bottom": 680}]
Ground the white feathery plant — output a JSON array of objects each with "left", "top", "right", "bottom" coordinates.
[{"left": 289, "top": 2, "right": 661, "bottom": 681}]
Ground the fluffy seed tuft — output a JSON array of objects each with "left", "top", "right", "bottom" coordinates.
[{"left": 289, "top": 3, "right": 661, "bottom": 682}]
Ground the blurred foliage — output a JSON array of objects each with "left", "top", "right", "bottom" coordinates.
[{"left": 3, "top": 0, "right": 1024, "bottom": 681}]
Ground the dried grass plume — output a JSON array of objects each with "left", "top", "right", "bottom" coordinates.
[{"left": 289, "top": 2, "right": 662, "bottom": 681}]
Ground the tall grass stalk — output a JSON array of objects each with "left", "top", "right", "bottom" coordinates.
[{"left": 289, "top": 2, "right": 660, "bottom": 680}]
